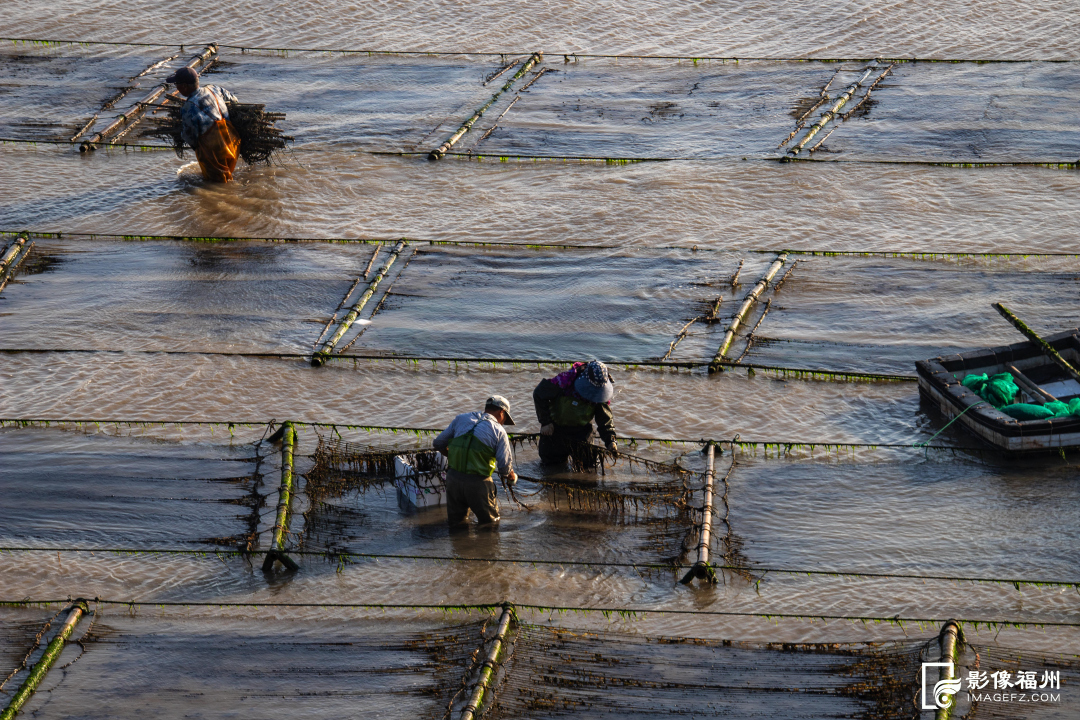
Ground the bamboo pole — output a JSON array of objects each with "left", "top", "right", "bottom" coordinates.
[
  {"left": 312, "top": 240, "right": 407, "bottom": 366},
  {"left": 787, "top": 67, "right": 873, "bottom": 158},
  {"left": 459, "top": 603, "right": 515, "bottom": 720},
  {"left": 935, "top": 620, "right": 962, "bottom": 720},
  {"left": 429, "top": 52, "right": 542, "bottom": 160},
  {"left": 777, "top": 70, "right": 842, "bottom": 149},
  {"left": 80, "top": 44, "right": 217, "bottom": 152},
  {"left": 993, "top": 303, "right": 1080, "bottom": 383},
  {"left": 0, "top": 232, "right": 28, "bottom": 275},
  {"left": 680, "top": 442, "right": 717, "bottom": 585},
  {"left": 0, "top": 238, "right": 34, "bottom": 296},
  {"left": 709, "top": 253, "right": 787, "bottom": 371},
  {"left": 1006, "top": 363, "right": 1056, "bottom": 404},
  {"left": 840, "top": 63, "right": 895, "bottom": 120},
  {"left": 262, "top": 422, "right": 299, "bottom": 572},
  {"left": 0, "top": 600, "right": 88, "bottom": 720}
]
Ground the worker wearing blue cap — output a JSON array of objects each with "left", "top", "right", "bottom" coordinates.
[
  {"left": 166, "top": 66, "right": 241, "bottom": 182},
  {"left": 533, "top": 360, "right": 618, "bottom": 466}
]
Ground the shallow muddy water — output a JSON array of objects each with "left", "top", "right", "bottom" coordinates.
[{"left": 3, "top": 0, "right": 1080, "bottom": 716}]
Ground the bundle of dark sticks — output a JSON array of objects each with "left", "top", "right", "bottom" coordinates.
[{"left": 141, "top": 100, "right": 293, "bottom": 164}]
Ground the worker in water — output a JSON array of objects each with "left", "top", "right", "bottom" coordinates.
[
  {"left": 166, "top": 66, "right": 241, "bottom": 183},
  {"left": 432, "top": 396, "right": 518, "bottom": 525},
  {"left": 533, "top": 360, "right": 617, "bottom": 466}
]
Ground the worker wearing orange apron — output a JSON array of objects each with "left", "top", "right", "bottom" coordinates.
[{"left": 167, "top": 66, "right": 241, "bottom": 182}]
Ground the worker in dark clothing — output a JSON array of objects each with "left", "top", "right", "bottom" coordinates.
[
  {"left": 532, "top": 360, "right": 617, "bottom": 467},
  {"left": 432, "top": 395, "right": 518, "bottom": 525}
]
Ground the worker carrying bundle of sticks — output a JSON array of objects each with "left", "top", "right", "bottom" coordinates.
[{"left": 146, "top": 66, "right": 292, "bottom": 182}]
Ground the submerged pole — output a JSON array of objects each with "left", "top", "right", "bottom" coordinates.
[
  {"left": 993, "top": 303, "right": 1080, "bottom": 383},
  {"left": 0, "top": 600, "right": 89, "bottom": 720},
  {"left": 429, "top": 52, "right": 543, "bottom": 160},
  {"left": 710, "top": 253, "right": 787, "bottom": 371},
  {"left": 262, "top": 422, "right": 299, "bottom": 572},
  {"left": 680, "top": 442, "right": 717, "bottom": 584},
  {"left": 311, "top": 239, "right": 407, "bottom": 366},
  {"left": 935, "top": 620, "right": 962, "bottom": 720},
  {"left": 0, "top": 232, "right": 28, "bottom": 275},
  {"left": 460, "top": 603, "right": 515, "bottom": 720},
  {"left": 80, "top": 43, "right": 217, "bottom": 152}
]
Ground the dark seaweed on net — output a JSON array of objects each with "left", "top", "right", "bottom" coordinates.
[{"left": 140, "top": 100, "right": 293, "bottom": 164}]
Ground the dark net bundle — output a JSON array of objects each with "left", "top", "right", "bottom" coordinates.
[
  {"left": 485, "top": 625, "right": 930, "bottom": 719},
  {"left": 139, "top": 100, "right": 293, "bottom": 164}
]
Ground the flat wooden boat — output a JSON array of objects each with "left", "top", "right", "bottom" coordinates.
[{"left": 916, "top": 329, "right": 1080, "bottom": 452}]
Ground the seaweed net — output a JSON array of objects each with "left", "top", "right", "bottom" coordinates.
[
  {"left": 71, "top": 618, "right": 488, "bottom": 719},
  {"left": 485, "top": 624, "right": 929, "bottom": 719},
  {"left": 140, "top": 100, "right": 293, "bottom": 164},
  {"left": 304, "top": 435, "right": 703, "bottom": 567}
]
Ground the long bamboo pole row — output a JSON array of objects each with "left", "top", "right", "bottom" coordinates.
[
  {"left": 79, "top": 44, "right": 217, "bottom": 152},
  {"left": 8, "top": 36, "right": 1076, "bottom": 63},
  {"left": 785, "top": 67, "right": 874, "bottom": 158},
  {"left": 262, "top": 422, "right": 299, "bottom": 573},
  {"left": 311, "top": 239, "right": 407, "bottom": 366},
  {"left": 429, "top": 52, "right": 543, "bottom": 160},
  {"left": 679, "top": 442, "right": 717, "bottom": 585},
  {"left": 709, "top": 253, "right": 787, "bottom": 371},
  {"left": 993, "top": 303, "right": 1080, "bottom": 383},
  {"left": 935, "top": 621, "right": 962, "bottom": 720},
  {"left": 0, "top": 600, "right": 88, "bottom": 720},
  {"left": 459, "top": 603, "right": 515, "bottom": 720}
]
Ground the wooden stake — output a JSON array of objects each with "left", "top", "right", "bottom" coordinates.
[
  {"left": 262, "top": 422, "right": 299, "bottom": 573},
  {"left": 935, "top": 621, "right": 962, "bottom": 720},
  {"left": 429, "top": 52, "right": 542, "bottom": 160},
  {"left": 80, "top": 44, "right": 217, "bottom": 152},
  {"left": 312, "top": 239, "right": 407, "bottom": 366},
  {"left": 459, "top": 603, "right": 515, "bottom": 720},
  {"left": 680, "top": 442, "right": 717, "bottom": 585},
  {"left": 0, "top": 600, "right": 88, "bottom": 720},
  {"left": 993, "top": 303, "right": 1080, "bottom": 383},
  {"left": 710, "top": 253, "right": 787, "bottom": 370}
]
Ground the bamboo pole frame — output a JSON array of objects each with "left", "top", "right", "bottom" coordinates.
[
  {"left": 459, "top": 603, "right": 515, "bottom": 720},
  {"left": 993, "top": 303, "right": 1080, "bottom": 383},
  {"left": 680, "top": 442, "right": 717, "bottom": 585},
  {"left": 80, "top": 44, "right": 217, "bottom": 152},
  {"left": 935, "top": 620, "right": 962, "bottom": 720},
  {"left": 262, "top": 422, "right": 299, "bottom": 572},
  {"left": 429, "top": 52, "right": 543, "bottom": 160},
  {"left": 0, "top": 600, "right": 89, "bottom": 720},
  {"left": 311, "top": 239, "right": 407, "bottom": 366},
  {"left": 786, "top": 67, "right": 873, "bottom": 158},
  {"left": 709, "top": 253, "right": 787, "bottom": 371}
]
